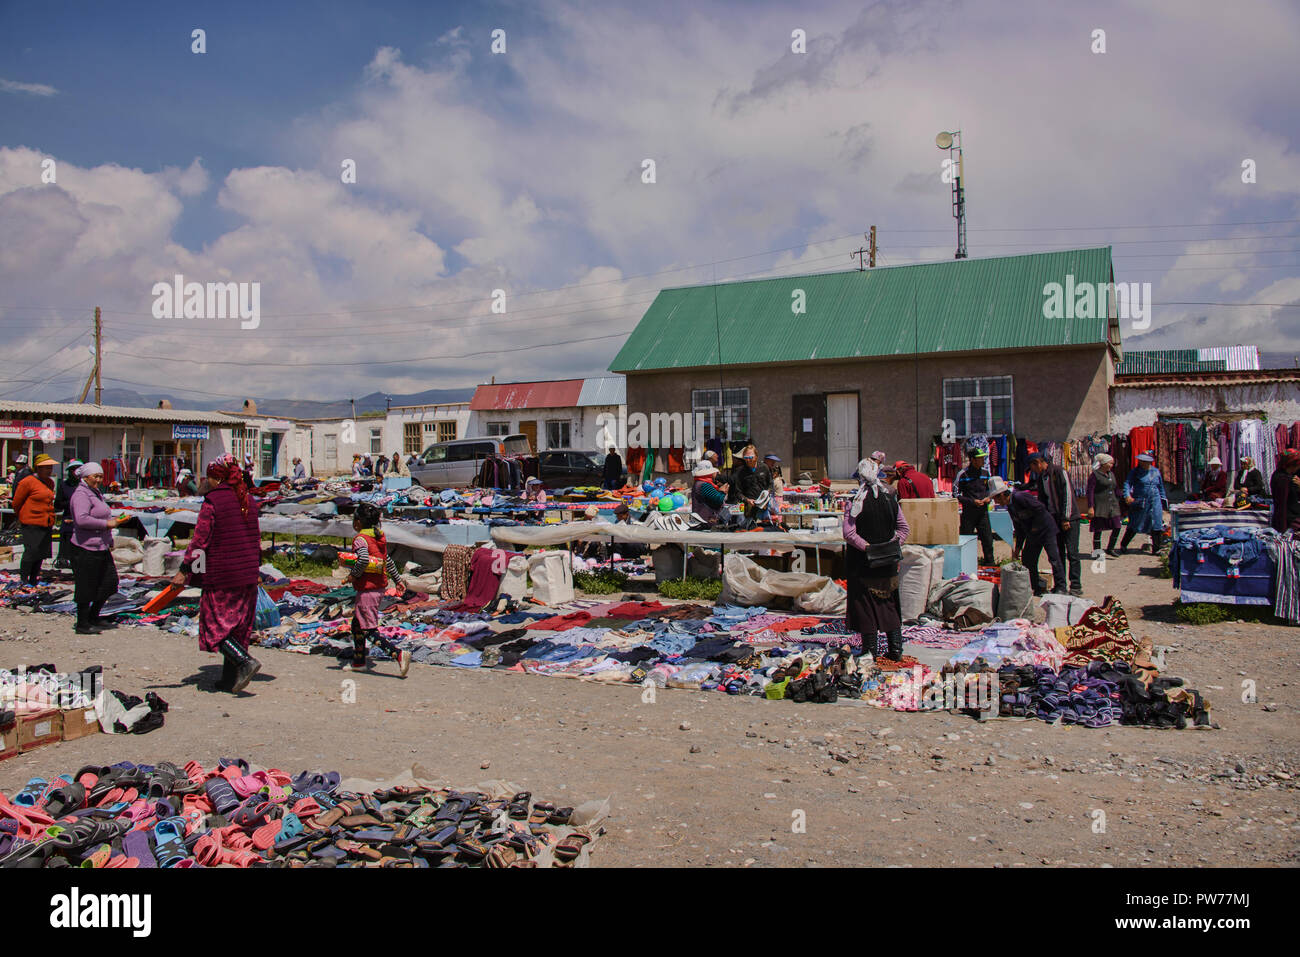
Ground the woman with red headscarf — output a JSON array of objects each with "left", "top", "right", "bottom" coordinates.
[
  {"left": 170, "top": 454, "right": 263, "bottom": 692},
  {"left": 1270, "top": 449, "right": 1300, "bottom": 533}
]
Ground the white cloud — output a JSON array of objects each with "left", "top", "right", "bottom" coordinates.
[{"left": 0, "top": 78, "right": 57, "bottom": 96}]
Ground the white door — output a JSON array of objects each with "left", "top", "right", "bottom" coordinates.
[
  {"left": 324, "top": 434, "right": 337, "bottom": 471},
  {"left": 827, "top": 393, "right": 858, "bottom": 479}
]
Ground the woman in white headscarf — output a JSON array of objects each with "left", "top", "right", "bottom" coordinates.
[
  {"left": 1085, "top": 453, "right": 1122, "bottom": 557},
  {"left": 843, "top": 458, "right": 910, "bottom": 662}
]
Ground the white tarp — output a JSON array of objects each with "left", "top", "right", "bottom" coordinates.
[
  {"left": 489, "top": 520, "right": 845, "bottom": 549},
  {"left": 161, "top": 510, "right": 484, "bottom": 554}
]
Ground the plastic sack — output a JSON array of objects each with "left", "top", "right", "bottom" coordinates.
[
  {"left": 996, "top": 562, "right": 1033, "bottom": 621},
  {"left": 794, "top": 579, "right": 847, "bottom": 616},
  {"left": 496, "top": 554, "right": 528, "bottom": 600},
  {"left": 1038, "top": 594, "right": 1095, "bottom": 627},
  {"left": 899, "top": 545, "right": 944, "bottom": 623},
  {"left": 528, "top": 550, "right": 574, "bottom": 605},
  {"left": 928, "top": 577, "right": 996, "bottom": 627},
  {"left": 111, "top": 535, "right": 144, "bottom": 569},
  {"left": 720, "top": 552, "right": 838, "bottom": 608},
  {"left": 140, "top": 537, "right": 170, "bottom": 577},
  {"left": 254, "top": 587, "right": 281, "bottom": 630}
]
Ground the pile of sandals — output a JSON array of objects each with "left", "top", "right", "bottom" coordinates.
[{"left": 0, "top": 759, "right": 600, "bottom": 868}]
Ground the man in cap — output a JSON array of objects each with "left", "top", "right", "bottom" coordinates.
[
  {"left": 1028, "top": 452, "right": 1082, "bottom": 595},
  {"left": 13, "top": 453, "right": 33, "bottom": 484},
  {"left": 954, "top": 445, "right": 996, "bottom": 565},
  {"left": 989, "top": 476, "right": 1066, "bottom": 595}
]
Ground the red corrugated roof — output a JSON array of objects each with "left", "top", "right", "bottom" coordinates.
[{"left": 470, "top": 379, "right": 585, "bottom": 411}]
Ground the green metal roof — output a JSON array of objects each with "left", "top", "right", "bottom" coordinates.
[
  {"left": 1114, "top": 349, "right": 1227, "bottom": 375},
  {"left": 610, "top": 247, "right": 1115, "bottom": 373}
]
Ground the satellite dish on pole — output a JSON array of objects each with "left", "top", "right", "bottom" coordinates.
[{"left": 935, "top": 131, "right": 953, "bottom": 149}]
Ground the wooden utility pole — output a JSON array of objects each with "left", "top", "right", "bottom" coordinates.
[
  {"left": 869, "top": 226, "right": 877, "bottom": 268},
  {"left": 77, "top": 306, "right": 102, "bottom": 404},
  {"left": 94, "top": 306, "right": 102, "bottom": 404}
]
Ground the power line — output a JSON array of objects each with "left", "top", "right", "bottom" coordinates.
[{"left": 2, "top": 219, "right": 1298, "bottom": 321}]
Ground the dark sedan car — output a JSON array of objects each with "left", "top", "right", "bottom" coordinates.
[{"left": 536, "top": 449, "right": 607, "bottom": 490}]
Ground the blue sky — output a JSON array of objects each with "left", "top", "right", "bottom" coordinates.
[{"left": 1, "top": 0, "right": 1298, "bottom": 404}]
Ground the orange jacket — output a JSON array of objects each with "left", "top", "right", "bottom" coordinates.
[{"left": 13, "top": 474, "right": 56, "bottom": 527}]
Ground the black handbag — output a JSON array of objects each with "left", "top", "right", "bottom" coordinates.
[{"left": 862, "top": 540, "right": 902, "bottom": 570}]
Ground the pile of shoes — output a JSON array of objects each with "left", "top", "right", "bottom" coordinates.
[{"left": 0, "top": 759, "right": 602, "bottom": 868}]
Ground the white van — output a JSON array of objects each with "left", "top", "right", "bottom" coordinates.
[{"left": 410, "top": 434, "right": 531, "bottom": 488}]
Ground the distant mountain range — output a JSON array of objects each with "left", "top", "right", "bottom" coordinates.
[{"left": 57, "top": 387, "right": 475, "bottom": 419}]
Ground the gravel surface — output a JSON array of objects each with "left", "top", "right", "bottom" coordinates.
[{"left": 2, "top": 544, "right": 1297, "bottom": 867}]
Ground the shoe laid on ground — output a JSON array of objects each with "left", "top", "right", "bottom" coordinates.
[{"left": 396, "top": 650, "right": 411, "bottom": 678}]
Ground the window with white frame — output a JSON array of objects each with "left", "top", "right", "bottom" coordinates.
[
  {"left": 942, "top": 376, "right": 1013, "bottom": 437},
  {"left": 369, "top": 428, "right": 383, "bottom": 454},
  {"left": 230, "top": 427, "right": 259, "bottom": 462},
  {"left": 545, "top": 420, "right": 571, "bottom": 449},
  {"left": 486, "top": 421, "right": 510, "bottom": 437},
  {"left": 691, "top": 388, "right": 750, "bottom": 443}
]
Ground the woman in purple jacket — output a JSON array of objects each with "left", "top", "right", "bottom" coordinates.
[
  {"left": 69, "top": 462, "right": 131, "bottom": 634},
  {"left": 171, "top": 455, "right": 263, "bottom": 693},
  {"left": 843, "top": 458, "right": 910, "bottom": 662}
]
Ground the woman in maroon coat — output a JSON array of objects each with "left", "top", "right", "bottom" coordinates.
[{"left": 171, "top": 455, "right": 263, "bottom": 693}]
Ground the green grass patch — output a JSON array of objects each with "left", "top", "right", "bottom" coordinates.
[
  {"left": 574, "top": 569, "right": 629, "bottom": 594},
  {"left": 657, "top": 576, "right": 724, "bottom": 601},
  {"left": 1173, "top": 601, "right": 1274, "bottom": 625},
  {"left": 266, "top": 552, "right": 336, "bottom": 579},
  {"left": 1156, "top": 550, "right": 1173, "bottom": 579}
]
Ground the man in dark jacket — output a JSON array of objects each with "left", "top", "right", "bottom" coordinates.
[
  {"left": 731, "top": 448, "right": 772, "bottom": 525},
  {"left": 602, "top": 447, "right": 624, "bottom": 490},
  {"left": 53, "top": 459, "right": 83, "bottom": 568},
  {"left": 991, "top": 476, "right": 1065, "bottom": 596},
  {"left": 954, "top": 446, "right": 995, "bottom": 565},
  {"left": 1028, "top": 453, "right": 1082, "bottom": 596}
]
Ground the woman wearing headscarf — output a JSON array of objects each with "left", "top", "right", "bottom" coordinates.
[
  {"left": 1270, "top": 449, "right": 1300, "bottom": 533},
  {"left": 53, "top": 458, "right": 83, "bottom": 569},
  {"left": 1120, "top": 451, "right": 1169, "bottom": 554},
  {"left": 843, "top": 458, "right": 909, "bottom": 663},
  {"left": 170, "top": 455, "right": 263, "bottom": 693},
  {"left": 175, "top": 468, "right": 199, "bottom": 496},
  {"left": 1233, "top": 456, "right": 1267, "bottom": 501},
  {"left": 388, "top": 451, "right": 408, "bottom": 478},
  {"left": 69, "top": 463, "right": 130, "bottom": 634},
  {"left": 1199, "top": 457, "right": 1227, "bottom": 501},
  {"left": 13, "top": 453, "right": 58, "bottom": 585},
  {"left": 1085, "top": 453, "right": 1122, "bottom": 557}
]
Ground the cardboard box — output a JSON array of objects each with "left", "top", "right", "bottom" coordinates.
[
  {"left": 0, "top": 715, "right": 17, "bottom": 762},
  {"left": 61, "top": 705, "right": 101, "bottom": 742},
  {"left": 17, "top": 708, "right": 62, "bottom": 754},
  {"left": 900, "top": 498, "right": 960, "bottom": 545}
]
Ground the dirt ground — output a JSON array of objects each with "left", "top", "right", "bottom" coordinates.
[{"left": 2, "top": 541, "right": 1297, "bottom": 868}]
